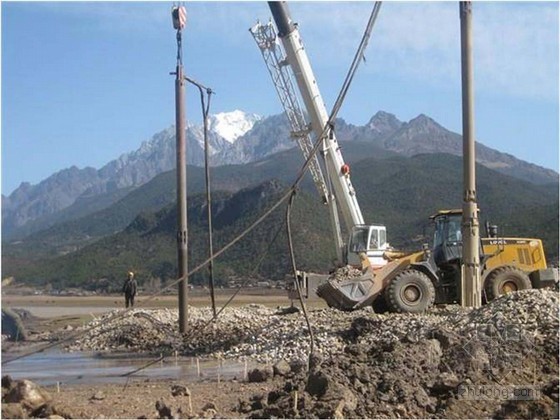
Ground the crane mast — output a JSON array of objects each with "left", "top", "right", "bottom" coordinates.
[
  {"left": 249, "top": 19, "right": 345, "bottom": 262},
  {"left": 267, "top": 1, "right": 366, "bottom": 233},
  {"left": 252, "top": 1, "right": 388, "bottom": 268}
]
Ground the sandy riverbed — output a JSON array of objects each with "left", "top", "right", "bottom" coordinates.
[
  {"left": 2, "top": 292, "right": 309, "bottom": 418},
  {"left": 2, "top": 290, "right": 557, "bottom": 419}
]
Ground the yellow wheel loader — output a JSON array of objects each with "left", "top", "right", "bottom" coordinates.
[
  {"left": 252, "top": 3, "right": 556, "bottom": 313},
  {"left": 317, "top": 209, "right": 557, "bottom": 312}
]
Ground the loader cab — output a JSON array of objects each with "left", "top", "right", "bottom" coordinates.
[
  {"left": 431, "top": 210, "right": 463, "bottom": 266},
  {"left": 347, "top": 224, "right": 388, "bottom": 268}
]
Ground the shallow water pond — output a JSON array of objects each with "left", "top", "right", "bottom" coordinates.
[{"left": 2, "top": 350, "right": 252, "bottom": 386}]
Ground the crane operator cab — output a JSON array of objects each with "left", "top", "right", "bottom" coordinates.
[{"left": 347, "top": 224, "right": 389, "bottom": 268}]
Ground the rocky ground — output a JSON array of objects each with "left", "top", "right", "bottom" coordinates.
[
  {"left": 1, "top": 375, "right": 285, "bottom": 419},
  {"left": 2, "top": 289, "right": 559, "bottom": 418}
]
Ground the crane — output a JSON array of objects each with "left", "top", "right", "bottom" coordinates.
[
  {"left": 250, "top": 2, "right": 558, "bottom": 313},
  {"left": 250, "top": 1, "right": 388, "bottom": 269}
]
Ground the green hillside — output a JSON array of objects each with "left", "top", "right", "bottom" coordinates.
[
  {"left": 2, "top": 142, "right": 394, "bottom": 261},
  {"left": 7, "top": 181, "right": 333, "bottom": 289},
  {"left": 3, "top": 152, "right": 558, "bottom": 288},
  {"left": 350, "top": 154, "right": 558, "bottom": 256}
]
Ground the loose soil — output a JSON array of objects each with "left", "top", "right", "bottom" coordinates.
[
  {"left": 42, "top": 378, "right": 281, "bottom": 419},
  {"left": 2, "top": 290, "right": 558, "bottom": 419}
]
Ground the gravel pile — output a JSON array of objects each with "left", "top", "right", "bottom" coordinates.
[
  {"left": 65, "top": 304, "right": 363, "bottom": 363},
  {"left": 328, "top": 266, "right": 364, "bottom": 284},
  {"left": 65, "top": 290, "right": 557, "bottom": 365},
  {"left": 240, "top": 289, "right": 559, "bottom": 419},
  {"left": 454, "top": 289, "right": 558, "bottom": 346}
]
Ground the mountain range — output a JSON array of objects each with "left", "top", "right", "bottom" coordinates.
[
  {"left": 4, "top": 150, "right": 557, "bottom": 288},
  {"left": 3, "top": 110, "right": 557, "bottom": 241},
  {"left": 2, "top": 105, "right": 558, "bottom": 286}
]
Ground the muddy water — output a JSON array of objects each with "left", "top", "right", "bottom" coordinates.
[
  {"left": 19, "top": 306, "right": 115, "bottom": 318},
  {"left": 3, "top": 305, "right": 254, "bottom": 386},
  {"left": 2, "top": 350, "right": 253, "bottom": 386}
]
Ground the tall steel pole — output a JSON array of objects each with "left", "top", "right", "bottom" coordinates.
[
  {"left": 172, "top": 6, "right": 189, "bottom": 332},
  {"left": 459, "top": 1, "right": 481, "bottom": 308},
  {"left": 203, "top": 92, "right": 217, "bottom": 318}
]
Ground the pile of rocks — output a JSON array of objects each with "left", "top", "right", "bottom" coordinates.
[
  {"left": 64, "top": 290, "right": 558, "bottom": 370},
  {"left": 64, "top": 304, "right": 362, "bottom": 363},
  {"left": 2, "top": 375, "right": 69, "bottom": 419},
  {"left": 454, "top": 289, "right": 559, "bottom": 353},
  {"left": 69, "top": 308, "right": 179, "bottom": 352},
  {"left": 328, "top": 266, "right": 364, "bottom": 284},
  {"left": 239, "top": 289, "right": 559, "bottom": 419}
]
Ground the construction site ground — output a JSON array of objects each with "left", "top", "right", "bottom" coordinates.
[{"left": 2, "top": 289, "right": 559, "bottom": 419}]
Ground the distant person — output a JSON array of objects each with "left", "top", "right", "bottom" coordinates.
[{"left": 122, "top": 272, "right": 137, "bottom": 308}]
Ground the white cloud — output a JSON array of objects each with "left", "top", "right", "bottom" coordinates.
[
  {"left": 287, "top": 2, "right": 558, "bottom": 101},
  {"left": 26, "top": 1, "right": 559, "bottom": 101}
]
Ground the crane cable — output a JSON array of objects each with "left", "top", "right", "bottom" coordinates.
[
  {"left": 283, "top": 1, "right": 383, "bottom": 369},
  {"left": 329, "top": 1, "right": 382, "bottom": 123},
  {"left": 3, "top": 2, "right": 383, "bottom": 369},
  {"left": 185, "top": 75, "right": 218, "bottom": 318}
]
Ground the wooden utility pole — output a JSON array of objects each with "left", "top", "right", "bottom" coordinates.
[{"left": 460, "top": 1, "right": 481, "bottom": 308}]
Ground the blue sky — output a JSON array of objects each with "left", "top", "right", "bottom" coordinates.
[{"left": 2, "top": 1, "right": 559, "bottom": 195}]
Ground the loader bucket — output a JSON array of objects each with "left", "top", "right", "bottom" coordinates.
[
  {"left": 316, "top": 273, "right": 378, "bottom": 311},
  {"left": 316, "top": 254, "right": 423, "bottom": 311}
]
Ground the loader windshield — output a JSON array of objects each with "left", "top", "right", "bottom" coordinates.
[
  {"left": 432, "top": 213, "right": 464, "bottom": 264},
  {"left": 349, "top": 226, "right": 386, "bottom": 253},
  {"left": 433, "top": 217, "right": 445, "bottom": 248},
  {"left": 447, "top": 217, "right": 462, "bottom": 243}
]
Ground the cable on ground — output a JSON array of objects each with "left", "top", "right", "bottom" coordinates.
[
  {"left": 3, "top": 1, "right": 382, "bottom": 370},
  {"left": 285, "top": 190, "right": 315, "bottom": 367}
]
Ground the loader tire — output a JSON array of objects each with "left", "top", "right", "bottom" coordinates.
[
  {"left": 385, "top": 269, "right": 435, "bottom": 313},
  {"left": 372, "top": 295, "right": 388, "bottom": 314},
  {"left": 484, "top": 266, "right": 531, "bottom": 301}
]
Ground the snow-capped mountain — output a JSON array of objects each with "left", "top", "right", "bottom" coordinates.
[
  {"left": 208, "top": 110, "right": 262, "bottom": 143},
  {"left": 2, "top": 112, "right": 263, "bottom": 236},
  {"left": 3, "top": 109, "right": 558, "bottom": 239}
]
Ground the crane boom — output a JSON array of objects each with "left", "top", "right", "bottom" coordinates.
[
  {"left": 249, "top": 20, "right": 345, "bottom": 262},
  {"left": 249, "top": 21, "right": 329, "bottom": 204},
  {"left": 268, "top": 1, "right": 365, "bottom": 232},
  {"left": 253, "top": 1, "right": 388, "bottom": 268}
]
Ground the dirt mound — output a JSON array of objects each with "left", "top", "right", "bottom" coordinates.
[
  {"left": 54, "top": 289, "right": 558, "bottom": 418},
  {"left": 240, "top": 289, "right": 559, "bottom": 418}
]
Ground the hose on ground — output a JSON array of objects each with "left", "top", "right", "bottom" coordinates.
[{"left": 285, "top": 190, "right": 315, "bottom": 369}]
